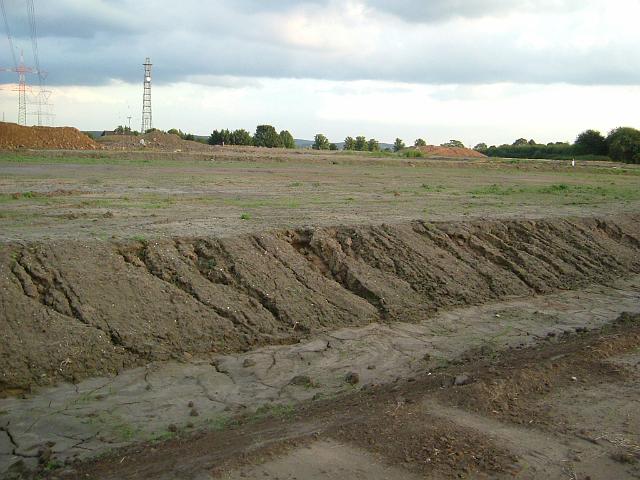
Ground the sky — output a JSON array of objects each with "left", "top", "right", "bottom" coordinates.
[{"left": 0, "top": 0, "right": 639, "bottom": 146}]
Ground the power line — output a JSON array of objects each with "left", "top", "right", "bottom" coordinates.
[
  {"left": 25, "top": 0, "right": 40, "bottom": 82},
  {"left": 0, "top": 0, "right": 17, "bottom": 69}
]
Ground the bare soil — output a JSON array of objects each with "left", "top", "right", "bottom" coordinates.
[
  {"left": 2, "top": 214, "right": 639, "bottom": 396},
  {"left": 0, "top": 123, "right": 99, "bottom": 150},
  {"left": 41, "top": 312, "right": 640, "bottom": 480},
  {"left": 1, "top": 148, "right": 639, "bottom": 479},
  {"left": 96, "top": 132, "right": 214, "bottom": 152},
  {"left": 1, "top": 150, "right": 638, "bottom": 243},
  {"left": 417, "top": 145, "right": 487, "bottom": 158}
]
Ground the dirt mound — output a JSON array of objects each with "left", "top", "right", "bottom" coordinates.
[
  {"left": 0, "top": 122, "right": 99, "bottom": 150},
  {"left": 97, "top": 131, "right": 214, "bottom": 152},
  {"left": 1, "top": 214, "right": 639, "bottom": 394},
  {"left": 417, "top": 145, "right": 487, "bottom": 158}
]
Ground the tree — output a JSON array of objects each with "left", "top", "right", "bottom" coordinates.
[
  {"left": 354, "top": 136, "right": 367, "bottom": 151},
  {"left": 254, "top": 125, "right": 282, "bottom": 148},
  {"left": 512, "top": 138, "right": 529, "bottom": 146},
  {"left": 313, "top": 133, "right": 330, "bottom": 150},
  {"left": 574, "top": 129, "right": 607, "bottom": 155},
  {"left": 343, "top": 136, "right": 356, "bottom": 150},
  {"left": 528, "top": 139, "right": 537, "bottom": 145},
  {"left": 367, "top": 138, "right": 380, "bottom": 152},
  {"left": 414, "top": 138, "right": 427, "bottom": 147},
  {"left": 393, "top": 138, "right": 405, "bottom": 152},
  {"left": 606, "top": 127, "right": 640, "bottom": 164},
  {"left": 279, "top": 130, "right": 295, "bottom": 149},
  {"left": 329, "top": 143, "right": 338, "bottom": 151},
  {"left": 115, "top": 125, "right": 133, "bottom": 135},
  {"left": 441, "top": 139, "right": 465, "bottom": 148},
  {"left": 208, "top": 129, "right": 222, "bottom": 145},
  {"left": 474, "top": 143, "right": 487, "bottom": 150},
  {"left": 232, "top": 129, "right": 253, "bottom": 146}
]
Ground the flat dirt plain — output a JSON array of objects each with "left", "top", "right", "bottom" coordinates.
[{"left": 1, "top": 146, "right": 640, "bottom": 480}]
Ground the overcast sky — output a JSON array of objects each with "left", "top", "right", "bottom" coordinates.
[{"left": 1, "top": 0, "right": 639, "bottom": 145}]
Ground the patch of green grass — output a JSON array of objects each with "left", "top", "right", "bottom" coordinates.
[
  {"left": 402, "top": 149, "right": 424, "bottom": 158},
  {"left": 132, "top": 234, "right": 147, "bottom": 243},
  {"left": 250, "top": 403, "right": 296, "bottom": 421},
  {"left": 469, "top": 183, "right": 640, "bottom": 202},
  {"left": 44, "top": 460, "right": 64, "bottom": 471},
  {"left": 536, "top": 183, "right": 570, "bottom": 194},
  {"left": 206, "top": 415, "right": 238, "bottom": 431},
  {"left": 288, "top": 181, "right": 302, "bottom": 187},
  {"left": 113, "top": 422, "right": 140, "bottom": 441},
  {"left": 470, "top": 184, "right": 519, "bottom": 196},
  {"left": 240, "top": 212, "right": 251, "bottom": 220},
  {"left": 149, "top": 430, "right": 177, "bottom": 443},
  {"left": 420, "top": 183, "right": 445, "bottom": 192}
]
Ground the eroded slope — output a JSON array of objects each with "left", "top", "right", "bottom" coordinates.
[{"left": 1, "top": 215, "right": 639, "bottom": 394}]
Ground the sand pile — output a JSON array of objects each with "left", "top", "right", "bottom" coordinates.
[
  {"left": 0, "top": 122, "right": 99, "bottom": 150},
  {"left": 418, "top": 145, "right": 487, "bottom": 158},
  {"left": 97, "top": 131, "right": 213, "bottom": 152}
]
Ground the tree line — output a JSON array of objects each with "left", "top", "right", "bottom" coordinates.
[
  {"left": 475, "top": 127, "right": 640, "bottom": 164},
  {"left": 312, "top": 135, "right": 429, "bottom": 152},
  {"left": 208, "top": 125, "right": 295, "bottom": 148}
]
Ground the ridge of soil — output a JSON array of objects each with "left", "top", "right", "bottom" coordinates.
[
  {"left": 96, "top": 131, "right": 215, "bottom": 152},
  {"left": 417, "top": 145, "right": 487, "bottom": 158},
  {"left": 1, "top": 214, "right": 639, "bottom": 395},
  {"left": 0, "top": 122, "right": 99, "bottom": 150}
]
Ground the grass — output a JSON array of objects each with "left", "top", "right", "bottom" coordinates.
[
  {"left": 249, "top": 403, "right": 296, "bottom": 421},
  {"left": 132, "top": 234, "right": 147, "bottom": 243},
  {"left": 470, "top": 183, "right": 640, "bottom": 202},
  {"left": 148, "top": 430, "right": 177, "bottom": 443},
  {"left": 420, "top": 183, "right": 445, "bottom": 192},
  {"left": 240, "top": 213, "right": 251, "bottom": 220},
  {"left": 402, "top": 149, "right": 424, "bottom": 158}
]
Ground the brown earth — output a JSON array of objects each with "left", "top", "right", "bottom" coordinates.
[
  {"left": 0, "top": 122, "right": 99, "bottom": 150},
  {"left": 50, "top": 312, "right": 640, "bottom": 480},
  {"left": 1, "top": 214, "right": 639, "bottom": 396},
  {"left": 96, "top": 131, "right": 216, "bottom": 152},
  {"left": 417, "top": 145, "right": 487, "bottom": 158}
]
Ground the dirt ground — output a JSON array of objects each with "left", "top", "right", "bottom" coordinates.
[
  {"left": 28, "top": 312, "right": 639, "bottom": 480},
  {"left": 1, "top": 148, "right": 639, "bottom": 479},
  {"left": 0, "top": 149, "right": 639, "bottom": 242},
  {"left": 2, "top": 214, "right": 639, "bottom": 394}
]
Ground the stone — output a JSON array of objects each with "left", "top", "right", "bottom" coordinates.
[
  {"left": 453, "top": 374, "right": 472, "bottom": 386},
  {"left": 344, "top": 372, "right": 360, "bottom": 385}
]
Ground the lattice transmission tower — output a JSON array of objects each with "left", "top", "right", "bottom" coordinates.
[
  {"left": 0, "top": 0, "right": 52, "bottom": 125},
  {"left": 141, "top": 57, "right": 152, "bottom": 133}
]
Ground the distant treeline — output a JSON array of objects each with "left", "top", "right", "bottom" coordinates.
[
  {"left": 475, "top": 127, "right": 640, "bottom": 164},
  {"left": 208, "top": 125, "right": 295, "bottom": 148}
]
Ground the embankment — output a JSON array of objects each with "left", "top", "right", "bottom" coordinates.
[{"left": 1, "top": 215, "right": 639, "bottom": 394}]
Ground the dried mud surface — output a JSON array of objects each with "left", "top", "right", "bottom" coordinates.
[
  {"left": 1, "top": 214, "right": 639, "bottom": 395},
  {"left": 45, "top": 313, "right": 640, "bottom": 480}
]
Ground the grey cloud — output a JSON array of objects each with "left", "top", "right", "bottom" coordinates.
[
  {"left": 366, "top": 0, "right": 585, "bottom": 23},
  {"left": 0, "top": 0, "right": 637, "bottom": 88}
]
